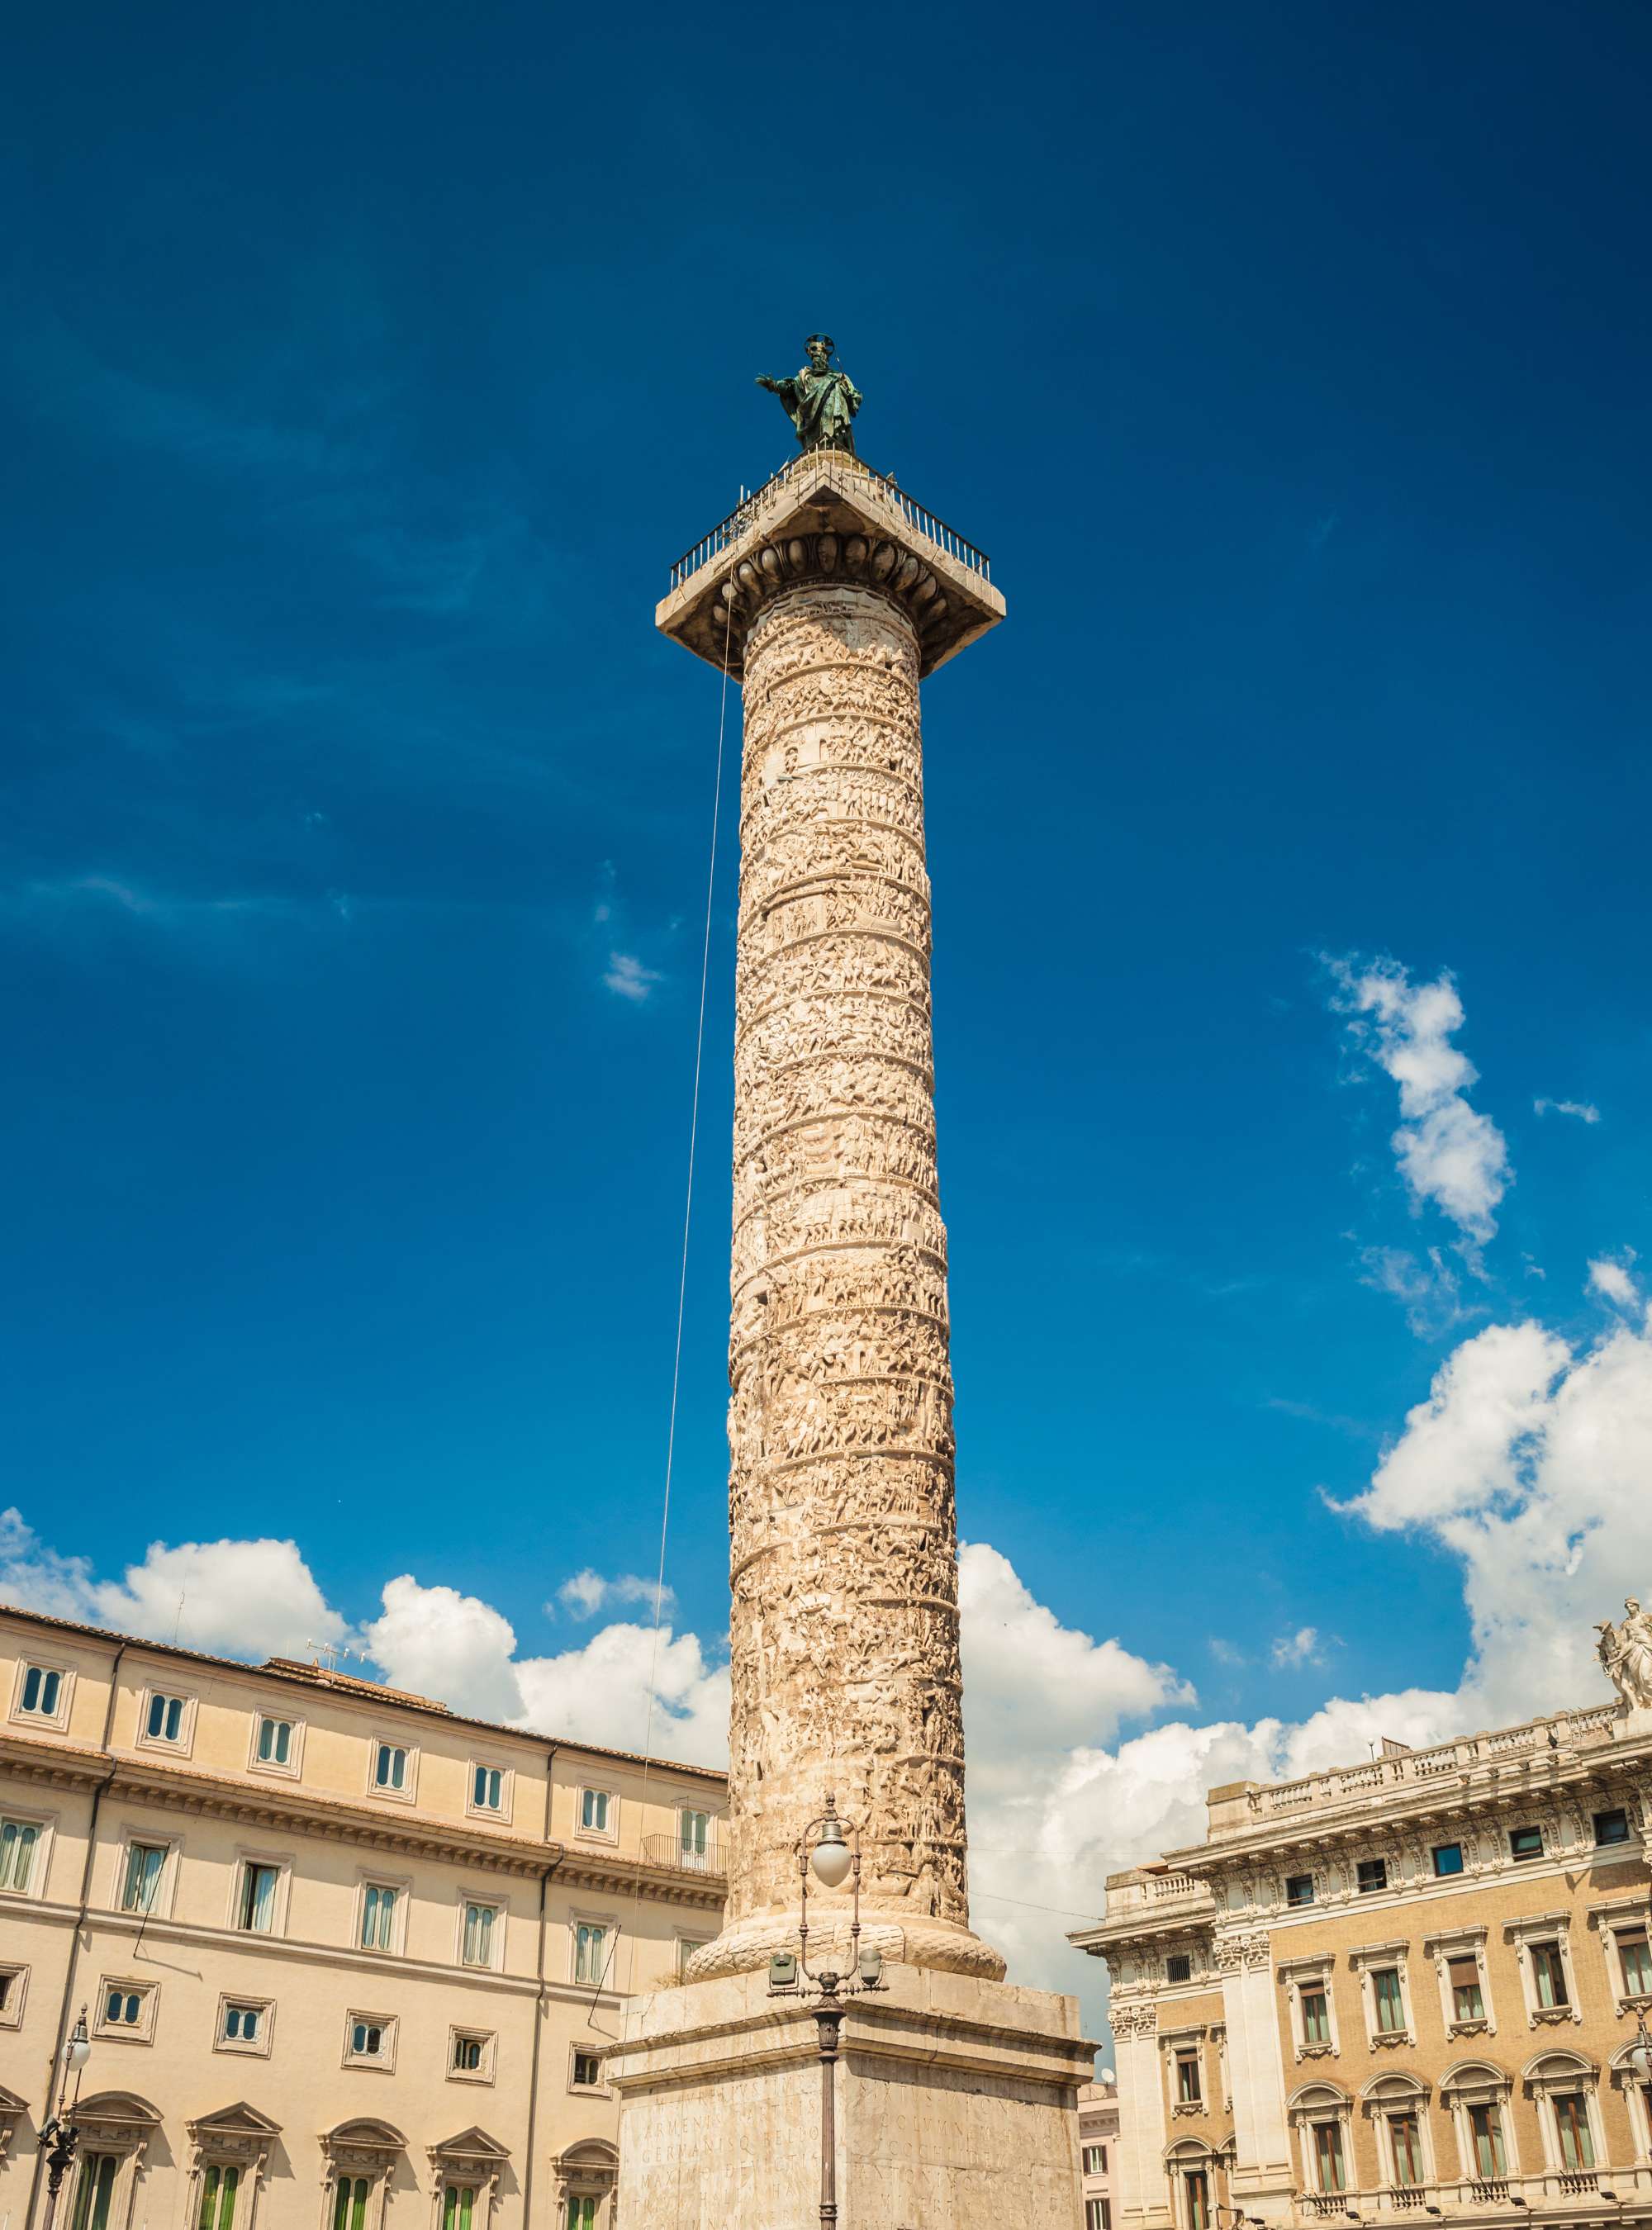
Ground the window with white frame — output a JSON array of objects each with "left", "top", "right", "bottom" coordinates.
[
  {"left": 0, "top": 1963, "right": 28, "bottom": 2028},
  {"left": 95, "top": 1979, "right": 156, "bottom": 2041},
  {"left": 358, "top": 1881, "right": 401, "bottom": 1952},
  {"left": 1182, "top": 2167, "right": 1211, "bottom": 2230},
  {"left": 471, "top": 1763, "right": 506, "bottom": 1814},
  {"left": 344, "top": 2012, "right": 396, "bottom": 2068},
  {"left": 680, "top": 1806, "right": 711, "bottom": 1867},
  {"left": 1593, "top": 1806, "right": 1632, "bottom": 1848},
  {"left": 252, "top": 1715, "right": 297, "bottom": 1772},
  {"left": 1170, "top": 2041, "right": 1203, "bottom": 2108},
  {"left": 449, "top": 2028, "right": 496, "bottom": 2081},
  {"left": 1281, "top": 1957, "right": 1339, "bottom": 2060},
  {"left": 1087, "top": 2203, "right": 1112, "bottom": 2230},
  {"left": 571, "top": 2047, "right": 604, "bottom": 2089},
  {"left": 1427, "top": 1926, "right": 1493, "bottom": 2037},
  {"left": 371, "top": 1739, "right": 411, "bottom": 1796},
  {"left": 0, "top": 1816, "right": 43, "bottom": 1896},
  {"left": 216, "top": 1998, "right": 271, "bottom": 2055},
  {"left": 1288, "top": 2085, "right": 1352, "bottom": 2194},
  {"left": 234, "top": 1858, "right": 282, "bottom": 1933},
  {"left": 140, "top": 1689, "right": 190, "bottom": 1747},
  {"left": 1526, "top": 2055, "right": 1602, "bottom": 2174},
  {"left": 461, "top": 1900, "right": 498, "bottom": 1968},
  {"left": 572, "top": 1919, "right": 610, "bottom": 1986},
  {"left": 16, "top": 1662, "right": 69, "bottom": 1724},
  {"left": 1441, "top": 2067, "right": 1515, "bottom": 2182},
  {"left": 1504, "top": 1913, "right": 1579, "bottom": 2025},
  {"left": 1367, "top": 2076, "right": 1431, "bottom": 2189},
  {"left": 196, "top": 2163, "right": 241, "bottom": 2230},
  {"left": 676, "top": 1937, "right": 709, "bottom": 1981},
  {"left": 118, "top": 1839, "right": 169, "bottom": 1915},
  {"left": 1351, "top": 1943, "right": 1413, "bottom": 2046},
  {"left": 1083, "top": 2144, "right": 1108, "bottom": 2175},
  {"left": 578, "top": 1787, "right": 614, "bottom": 1836},
  {"left": 1620, "top": 1924, "right": 1652, "bottom": 1999}
]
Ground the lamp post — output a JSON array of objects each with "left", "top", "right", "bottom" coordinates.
[
  {"left": 38, "top": 2006, "right": 90, "bottom": 2230},
  {"left": 767, "top": 1795, "right": 888, "bottom": 2230}
]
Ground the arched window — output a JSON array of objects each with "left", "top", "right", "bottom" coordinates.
[
  {"left": 1523, "top": 2051, "right": 1602, "bottom": 2177},
  {"left": 1286, "top": 2081, "right": 1354, "bottom": 2196},
  {"left": 1361, "top": 2073, "right": 1433, "bottom": 2190},
  {"left": 1441, "top": 2062, "right": 1515, "bottom": 2184}
]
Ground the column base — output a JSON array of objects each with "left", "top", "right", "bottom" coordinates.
[
  {"left": 685, "top": 1905, "right": 1007, "bottom": 1985},
  {"left": 607, "top": 1965, "right": 1094, "bottom": 2230}
]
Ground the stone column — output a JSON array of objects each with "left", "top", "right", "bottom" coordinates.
[
  {"left": 698, "top": 566, "right": 999, "bottom": 1983},
  {"left": 610, "top": 454, "right": 1091, "bottom": 2230}
]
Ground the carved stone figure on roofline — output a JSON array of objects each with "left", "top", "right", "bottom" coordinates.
[{"left": 1597, "top": 1597, "right": 1652, "bottom": 1709}]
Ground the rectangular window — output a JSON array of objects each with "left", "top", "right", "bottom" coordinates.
[
  {"left": 443, "top": 2190, "right": 477, "bottom": 2230},
  {"left": 1619, "top": 1928, "right": 1652, "bottom": 1997},
  {"left": 472, "top": 1764, "right": 503, "bottom": 1812},
  {"left": 1313, "top": 2123, "right": 1347, "bottom": 2194},
  {"left": 1469, "top": 2102, "right": 1507, "bottom": 2179},
  {"left": 566, "top": 2201, "right": 596, "bottom": 2230},
  {"left": 1555, "top": 2093, "right": 1594, "bottom": 2171},
  {"left": 1449, "top": 1955, "right": 1485, "bottom": 2022},
  {"left": 573, "top": 1921, "right": 609, "bottom": 1986},
  {"left": 255, "top": 1718, "right": 292, "bottom": 1767},
  {"left": 0, "top": 1819, "right": 41, "bottom": 1894},
  {"left": 1300, "top": 1987, "right": 1331, "bottom": 2045},
  {"left": 676, "top": 1939, "right": 708, "bottom": 1981},
  {"left": 121, "top": 1843, "right": 166, "bottom": 1914},
  {"left": 145, "top": 1692, "right": 186, "bottom": 1744},
  {"left": 348, "top": 2016, "right": 389, "bottom": 2062},
  {"left": 237, "top": 1862, "right": 279, "bottom": 1933},
  {"left": 1175, "top": 2049, "right": 1201, "bottom": 2104},
  {"left": 1087, "top": 2204, "right": 1112, "bottom": 2230},
  {"left": 1509, "top": 1824, "right": 1544, "bottom": 1862},
  {"left": 1357, "top": 1858, "right": 1389, "bottom": 1894},
  {"left": 1373, "top": 1967, "right": 1406, "bottom": 2033},
  {"left": 221, "top": 2002, "right": 263, "bottom": 2044},
  {"left": 0, "top": 1967, "right": 21, "bottom": 2015},
  {"left": 20, "top": 1665, "right": 62, "bottom": 1718},
  {"left": 71, "top": 2153, "right": 119, "bottom": 2230},
  {"left": 373, "top": 1743, "right": 407, "bottom": 1791},
  {"left": 462, "top": 1902, "right": 496, "bottom": 1967},
  {"left": 452, "top": 2030, "right": 491, "bottom": 2075},
  {"left": 196, "top": 2162, "right": 239, "bottom": 2230},
  {"left": 1166, "top": 1954, "right": 1192, "bottom": 1983},
  {"left": 360, "top": 1883, "right": 398, "bottom": 1952},
  {"left": 332, "top": 2179, "right": 370, "bottom": 2230},
  {"left": 101, "top": 1984, "right": 147, "bottom": 2029},
  {"left": 1083, "top": 2145, "right": 1108, "bottom": 2175},
  {"left": 580, "top": 1788, "right": 611, "bottom": 1834},
  {"left": 1284, "top": 1873, "right": 1315, "bottom": 1907},
  {"left": 1389, "top": 2111, "right": 1424, "bottom": 2187},
  {"left": 572, "top": 2049, "right": 602, "bottom": 2087},
  {"left": 1184, "top": 2171, "right": 1209, "bottom": 2230},
  {"left": 1531, "top": 1941, "right": 1569, "bottom": 2009},
  {"left": 1594, "top": 1806, "right": 1631, "bottom": 1846},
  {"left": 1432, "top": 1843, "right": 1464, "bottom": 1877},
  {"left": 680, "top": 1807, "right": 710, "bottom": 1865}
]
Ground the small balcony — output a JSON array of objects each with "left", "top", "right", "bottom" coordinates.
[{"left": 642, "top": 1832, "right": 726, "bottom": 1879}]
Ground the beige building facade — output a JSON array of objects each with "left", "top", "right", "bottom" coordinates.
[
  {"left": 1080, "top": 2077, "right": 1119, "bottom": 2230},
  {"left": 1072, "top": 1693, "right": 1652, "bottom": 2230},
  {"left": 0, "top": 1602, "right": 727, "bottom": 2230}
]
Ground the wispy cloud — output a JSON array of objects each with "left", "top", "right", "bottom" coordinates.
[
  {"left": 1270, "top": 1625, "right": 1326, "bottom": 1670},
  {"left": 603, "top": 951, "right": 662, "bottom": 1004},
  {"left": 1534, "top": 1097, "right": 1601, "bottom": 1125},
  {"left": 1588, "top": 1255, "right": 1640, "bottom": 1311},
  {"left": 553, "top": 1570, "right": 673, "bottom": 1622},
  {"left": 1358, "top": 1244, "right": 1479, "bottom": 1339},
  {"left": 1328, "top": 956, "right": 1512, "bottom": 1264}
]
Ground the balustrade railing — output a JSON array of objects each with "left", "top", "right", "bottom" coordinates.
[
  {"left": 667, "top": 449, "right": 991, "bottom": 594},
  {"left": 642, "top": 1831, "right": 725, "bottom": 1877}
]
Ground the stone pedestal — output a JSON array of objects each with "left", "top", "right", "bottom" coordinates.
[{"left": 607, "top": 1966, "right": 1091, "bottom": 2230}]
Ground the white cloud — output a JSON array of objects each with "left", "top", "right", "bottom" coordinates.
[
  {"left": 555, "top": 1570, "right": 672, "bottom": 1621},
  {"left": 1588, "top": 1256, "right": 1640, "bottom": 1310},
  {"left": 1534, "top": 1098, "right": 1601, "bottom": 1125},
  {"left": 1270, "top": 1626, "right": 1323, "bottom": 1669},
  {"left": 603, "top": 952, "right": 662, "bottom": 1003},
  {"left": 1329, "top": 958, "right": 1511, "bottom": 1247},
  {"left": 1358, "top": 1245, "right": 1473, "bottom": 1337}
]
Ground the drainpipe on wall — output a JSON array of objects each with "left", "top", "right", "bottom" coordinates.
[
  {"left": 521, "top": 1744, "right": 563, "bottom": 2230},
  {"left": 26, "top": 1639, "right": 127, "bottom": 2230}
]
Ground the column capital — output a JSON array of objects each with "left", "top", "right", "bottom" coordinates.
[{"left": 657, "top": 450, "right": 1005, "bottom": 681}]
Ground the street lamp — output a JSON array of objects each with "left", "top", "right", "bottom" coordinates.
[
  {"left": 40, "top": 2006, "right": 91, "bottom": 2228},
  {"left": 767, "top": 1794, "right": 889, "bottom": 2230}
]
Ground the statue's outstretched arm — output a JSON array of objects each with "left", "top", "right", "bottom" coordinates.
[{"left": 757, "top": 373, "right": 799, "bottom": 401}]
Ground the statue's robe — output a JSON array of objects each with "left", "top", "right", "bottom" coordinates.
[{"left": 769, "top": 364, "right": 862, "bottom": 454}]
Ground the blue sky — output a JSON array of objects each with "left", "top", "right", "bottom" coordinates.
[{"left": 4, "top": 0, "right": 1651, "bottom": 2012}]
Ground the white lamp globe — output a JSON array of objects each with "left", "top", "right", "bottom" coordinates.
[{"left": 810, "top": 1818, "right": 853, "bottom": 1889}]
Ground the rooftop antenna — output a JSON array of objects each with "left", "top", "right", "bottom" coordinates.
[{"left": 306, "top": 1638, "right": 343, "bottom": 1670}]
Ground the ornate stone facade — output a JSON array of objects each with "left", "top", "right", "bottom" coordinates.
[{"left": 692, "top": 573, "right": 999, "bottom": 1981}]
